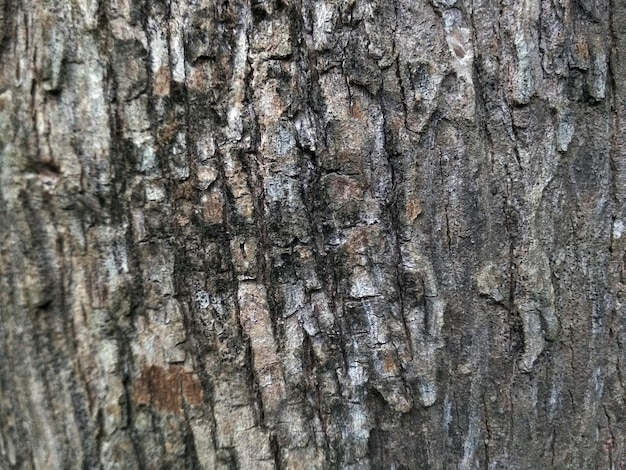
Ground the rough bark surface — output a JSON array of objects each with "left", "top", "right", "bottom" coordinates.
[{"left": 1, "top": 0, "right": 626, "bottom": 468}]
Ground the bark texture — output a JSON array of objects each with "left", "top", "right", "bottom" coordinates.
[{"left": 1, "top": 0, "right": 626, "bottom": 468}]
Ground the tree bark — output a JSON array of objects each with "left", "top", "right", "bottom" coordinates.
[{"left": 1, "top": 0, "right": 625, "bottom": 468}]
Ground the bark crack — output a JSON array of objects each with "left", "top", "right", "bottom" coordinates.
[
  {"left": 482, "top": 394, "right": 491, "bottom": 469},
  {"left": 603, "top": 404, "right": 616, "bottom": 468}
]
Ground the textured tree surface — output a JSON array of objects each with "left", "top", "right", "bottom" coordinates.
[{"left": 1, "top": 0, "right": 626, "bottom": 468}]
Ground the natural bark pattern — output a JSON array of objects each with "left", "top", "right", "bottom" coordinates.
[{"left": 1, "top": 0, "right": 625, "bottom": 468}]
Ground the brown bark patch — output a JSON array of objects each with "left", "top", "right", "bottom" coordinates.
[
  {"left": 154, "top": 66, "right": 171, "bottom": 96},
  {"left": 134, "top": 365, "right": 204, "bottom": 414},
  {"left": 383, "top": 351, "right": 399, "bottom": 375},
  {"left": 327, "top": 174, "right": 364, "bottom": 202},
  {"left": 202, "top": 189, "right": 223, "bottom": 224},
  {"left": 344, "top": 226, "right": 369, "bottom": 255},
  {"left": 189, "top": 65, "right": 209, "bottom": 91},
  {"left": 406, "top": 199, "right": 422, "bottom": 221},
  {"left": 174, "top": 181, "right": 195, "bottom": 200},
  {"left": 175, "top": 200, "right": 194, "bottom": 227},
  {"left": 349, "top": 99, "right": 366, "bottom": 120},
  {"left": 160, "top": 117, "right": 181, "bottom": 143},
  {"left": 574, "top": 40, "right": 589, "bottom": 60}
]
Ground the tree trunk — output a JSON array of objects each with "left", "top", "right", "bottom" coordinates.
[{"left": 1, "top": 0, "right": 625, "bottom": 468}]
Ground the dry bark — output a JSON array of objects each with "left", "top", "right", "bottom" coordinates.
[{"left": 1, "top": 0, "right": 626, "bottom": 468}]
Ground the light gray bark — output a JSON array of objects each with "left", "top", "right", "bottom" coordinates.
[{"left": 1, "top": 0, "right": 625, "bottom": 468}]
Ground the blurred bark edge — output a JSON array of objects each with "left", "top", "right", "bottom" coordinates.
[{"left": 1, "top": 0, "right": 625, "bottom": 468}]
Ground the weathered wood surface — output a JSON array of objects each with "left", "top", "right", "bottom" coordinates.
[{"left": 1, "top": 0, "right": 625, "bottom": 468}]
